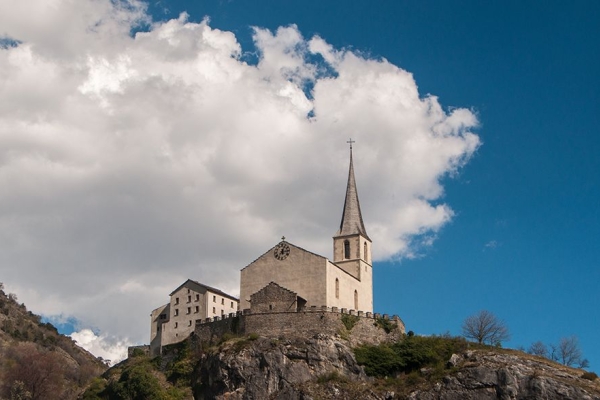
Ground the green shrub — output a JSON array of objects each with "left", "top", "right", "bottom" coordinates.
[
  {"left": 355, "top": 335, "right": 468, "bottom": 378},
  {"left": 355, "top": 344, "right": 404, "bottom": 377},
  {"left": 131, "top": 348, "right": 146, "bottom": 358},
  {"left": 166, "top": 359, "right": 194, "bottom": 386},
  {"left": 341, "top": 314, "right": 360, "bottom": 331},
  {"left": 81, "top": 377, "right": 107, "bottom": 400},
  {"left": 374, "top": 317, "right": 397, "bottom": 334}
]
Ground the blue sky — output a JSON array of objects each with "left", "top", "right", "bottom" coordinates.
[
  {"left": 0, "top": 0, "right": 598, "bottom": 367},
  {"left": 146, "top": 0, "right": 600, "bottom": 366}
]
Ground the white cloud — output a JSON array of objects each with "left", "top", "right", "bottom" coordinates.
[
  {"left": 70, "top": 329, "right": 129, "bottom": 365},
  {"left": 0, "top": 1, "right": 479, "bottom": 360}
]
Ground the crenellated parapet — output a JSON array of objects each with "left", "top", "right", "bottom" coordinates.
[{"left": 192, "top": 306, "right": 405, "bottom": 348}]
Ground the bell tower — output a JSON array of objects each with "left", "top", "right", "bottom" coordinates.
[{"left": 333, "top": 140, "right": 372, "bottom": 280}]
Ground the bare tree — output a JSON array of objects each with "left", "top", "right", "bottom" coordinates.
[
  {"left": 528, "top": 341, "right": 548, "bottom": 357},
  {"left": 551, "top": 336, "right": 585, "bottom": 367},
  {"left": 461, "top": 310, "right": 510, "bottom": 345}
]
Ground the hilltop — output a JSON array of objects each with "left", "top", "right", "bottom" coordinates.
[
  {"left": 0, "top": 284, "right": 107, "bottom": 399},
  {"left": 83, "top": 329, "right": 600, "bottom": 399}
]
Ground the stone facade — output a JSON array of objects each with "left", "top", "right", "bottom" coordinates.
[
  {"left": 249, "top": 282, "right": 305, "bottom": 313},
  {"left": 150, "top": 279, "right": 239, "bottom": 356}
]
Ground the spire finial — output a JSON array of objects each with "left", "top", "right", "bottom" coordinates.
[{"left": 346, "top": 138, "right": 355, "bottom": 150}]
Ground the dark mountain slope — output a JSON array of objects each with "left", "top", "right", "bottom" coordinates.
[{"left": 0, "top": 284, "right": 107, "bottom": 400}]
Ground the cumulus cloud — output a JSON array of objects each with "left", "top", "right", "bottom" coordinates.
[
  {"left": 70, "top": 329, "right": 128, "bottom": 366},
  {"left": 0, "top": 0, "right": 479, "bottom": 362}
]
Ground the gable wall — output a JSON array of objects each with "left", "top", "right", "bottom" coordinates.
[
  {"left": 250, "top": 283, "right": 298, "bottom": 313},
  {"left": 240, "top": 245, "right": 327, "bottom": 310}
]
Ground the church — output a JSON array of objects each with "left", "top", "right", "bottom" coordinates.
[
  {"left": 239, "top": 146, "right": 373, "bottom": 313},
  {"left": 150, "top": 145, "right": 374, "bottom": 353}
]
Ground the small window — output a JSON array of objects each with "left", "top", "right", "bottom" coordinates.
[
  {"left": 335, "top": 278, "right": 339, "bottom": 299},
  {"left": 187, "top": 288, "right": 190, "bottom": 293},
  {"left": 221, "top": 310, "right": 224, "bottom": 315},
  {"left": 174, "top": 322, "right": 178, "bottom": 328},
  {"left": 159, "top": 314, "right": 166, "bottom": 320},
  {"left": 195, "top": 294, "right": 200, "bottom": 301},
  {"left": 187, "top": 295, "right": 191, "bottom": 303},
  {"left": 364, "top": 242, "right": 367, "bottom": 258},
  {"left": 175, "top": 297, "right": 179, "bottom": 305},
  {"left": 269, "top": 304, "right": 273, "bottom": 310},
  {"left": 195, "top": 306, "right": 199, "bottom": 313},
  {"left": 354, "top": 290, "right": 358, "bottom": 310},
  {"left": 212, "top": 307, "right": 215, "bottom": 314},
  {"left": 174, "top": 309, "right": 179, "bottom": 316},
  {"left": 221, "top": 298, "right": 224, "bottom": 305},
  {"left": 187, "top": 307, "right": 191, "bottom": 314},
  {"left": 188, "top": 320, "right": 192, "bottom": 326},
  {"left": 213, "top": 295, "right": 216, "bottom": 302},
  {"left": 344, "top": 240, "right": 350, "bottom": 259},
  {"left": 231, "top": 302, "right": 234, "bottom": 308}
]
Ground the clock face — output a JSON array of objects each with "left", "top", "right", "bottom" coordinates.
[{"left": 273, "top": 243, "right": 290, "bottom": 260}]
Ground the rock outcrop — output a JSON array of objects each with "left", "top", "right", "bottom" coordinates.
[
  {"left": 192, "top": 335, "right": 600, "bottom": 400},
  {"left": 194, "top": 334, "right": 366, "bottom": 399},
  {"left": 410, "top": 350, "right": 600, "bottom": 400}
]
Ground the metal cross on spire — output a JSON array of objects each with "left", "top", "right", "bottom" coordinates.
[{"left": 346, "top": 138, "right": 355, "bottom": 150}]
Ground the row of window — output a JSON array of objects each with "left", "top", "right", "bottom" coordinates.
[
  {"left": 174, "top": 293, "right": 236, "bottom": 309},
  {"left": 174, "top": 294, "right": 200, "bottom": 305},
  {"left": 174, "top": 306, "right": 200, "bottom": 316},
  {"left": 212, "top": 295, "right": 235, "bottom": 308}
]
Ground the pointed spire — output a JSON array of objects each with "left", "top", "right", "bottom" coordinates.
[{"left": 336, "top": 142, "right": 370, "bottom": 240}]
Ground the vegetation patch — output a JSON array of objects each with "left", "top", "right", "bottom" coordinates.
[
  {"left": 374, "top": 317, "right": 397, "bottom": 334},
  {"left": 341, "top": 314, "right": 360, "bottom": 331},
  {"left": 582, "top": 371, "right": 598, "bottom": 381},
  {"left": 317, "top": 370, "right": 348, "bottom": 384},
  {"left": 84, "top": 356, "right": 190, "bottom": 400},
  {"left": 354, "top": 334, "right": 468, "bottom": 378}
]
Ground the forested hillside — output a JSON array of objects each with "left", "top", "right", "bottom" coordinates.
[{"left": 0, "top": 284, "right": 106, "bottom": 400}]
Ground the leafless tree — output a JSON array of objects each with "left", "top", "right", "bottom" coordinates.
[
  {"left": 550, "top": 336, "right": 585, "bottom": 367},
  {"left": 528, "top": 341, "right": 548, "bottom": 357},
  {"left": 461, "top": 310, "right": 510, "bottom": 345}
]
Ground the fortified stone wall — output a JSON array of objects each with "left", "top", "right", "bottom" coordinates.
[{"left": 193, "top": 307, "right": 405, "bottom": 347}]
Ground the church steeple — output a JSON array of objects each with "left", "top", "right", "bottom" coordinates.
[
  {"left": 336, "top": 145, "right": 370, "bottom": 240},
  {"left": 333, "top": 140, "right": 372, "bottom": 275}
]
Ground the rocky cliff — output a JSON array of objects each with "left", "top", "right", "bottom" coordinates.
[
  {"left": 86, "top": 331, "right": 600, "bottom": 400},
  {"left": 193, "top": 335, "right": 600, "bottom": 400}
]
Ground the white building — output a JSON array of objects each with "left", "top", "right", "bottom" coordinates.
[{"left": 150, "top": 279, "right": 238, "bottom": 356}]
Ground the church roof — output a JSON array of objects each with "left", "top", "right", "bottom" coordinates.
[
  {"left": 169, "top": 278, "right": 239, "bottom": 301},
  {"left": 336, "top": 148, "right": 370, "bottom": 240}
]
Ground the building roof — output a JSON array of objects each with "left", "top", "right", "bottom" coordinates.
[
  {"left": 169, "top": 278, "right": 239, "bottom": 301},
  {"left": 335, "top": 148, "right": 370, "bottom": 240}
]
